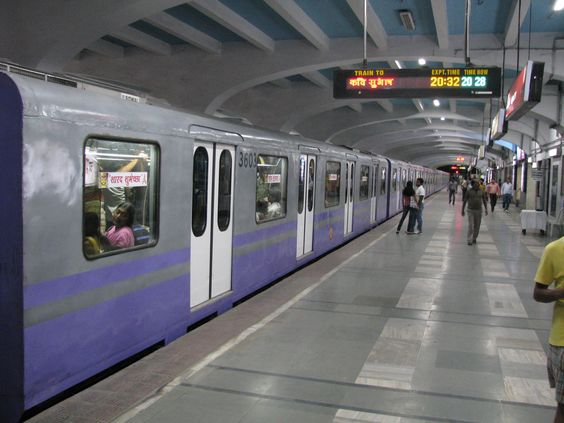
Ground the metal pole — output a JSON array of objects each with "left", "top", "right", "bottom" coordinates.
[
  {"left": 464, "top": 0, "right": 471, "bottom": 65},
  {"left": 517, "top": 0, "right": 521, "bottom": 71},
  {"left": 363, "top": 0, "right": 368, "bottom": 68}
]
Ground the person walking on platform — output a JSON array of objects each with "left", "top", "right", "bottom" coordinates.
[
  {"left": 414, "top": 178, "right": 425, "bottom": 234},
  {"left": 479, "top": 177, "right": 486, "bottom": 193},
  {"left": 461, "top": 178, "right": 468, "bottom": 201},
  {"left": 486, "top": 179, "right": 500, "bottom": 212},
  {"left": 448, "top": 177, "right": 458, "bottom": 205},
  {"left": 501, "top": 177, "right": 513, "bottom": 213},
  {"left": 533, "top": 235, "right": 564, "bottom": 422},
  {"left": 461, "top": 179, "right": 488, "bottom": 245},
  {"left": 396, "top": 181, "right": 416, "bottom": 234}
]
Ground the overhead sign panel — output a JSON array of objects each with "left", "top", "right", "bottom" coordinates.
[
  {"left": 490, "top": 108, "right": 508, "bottom": 141},
  {"left": 333, "top": 67, "right": 501, "bottom": 99},
  {"left": 505, "top": 60, "right": 544, "bottom": 121}
]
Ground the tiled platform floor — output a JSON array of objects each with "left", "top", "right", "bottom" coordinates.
[{"left": 30, "top": 191, "right": 558, "bottom": 422}]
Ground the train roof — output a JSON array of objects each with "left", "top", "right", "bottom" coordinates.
[{"left": 2, "top": 70, "right": 445, "bottom": 173}]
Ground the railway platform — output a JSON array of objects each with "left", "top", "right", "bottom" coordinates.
[{"left": 29, "top": 190, "right": 559, "bottom": 422}]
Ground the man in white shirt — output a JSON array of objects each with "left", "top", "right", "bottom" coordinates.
[
  {"left": 501, "top": 177, "right": 513, "bottom": 213},
  {"left": 415, "top": 178, "right": 426, "bottom": 234}
]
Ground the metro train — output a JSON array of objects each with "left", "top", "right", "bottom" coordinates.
[{"left": 0, "top": 69, "right": 448, "bottom": 420}]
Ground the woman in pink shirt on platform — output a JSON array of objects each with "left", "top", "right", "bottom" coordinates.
[{"left": 106, "top": 202, "right": 135, "bottom": 249}]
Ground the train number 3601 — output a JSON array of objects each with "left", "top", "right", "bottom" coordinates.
[{"left": 238, "top": 152, "right": 257, "bottom": 168}]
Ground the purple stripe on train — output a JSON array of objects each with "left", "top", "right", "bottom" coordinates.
[
  {"left": 24, "top": 274, "right": 189, "bottom": 409},
  {"left": 232, "top": 237, "right": 296, "bottom": 297},
  {"left": 24, "top": 248, "right": 190, "bottom": 309},
  {"left": 233, "top": 220, "right": 296, "bottom": 248}
]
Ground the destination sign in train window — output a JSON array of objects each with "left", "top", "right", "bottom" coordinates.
[{"left": 333, "top": 67, "right": 501, "bottom": 99}]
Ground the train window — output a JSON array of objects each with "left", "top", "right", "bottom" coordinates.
[
  {"left": 307, "top": 159, "right": 315, "bottom": 212},
  {"left": 373, "top": 164, "right": 379, "bottom": 197},
  {"left": 551, "top": 164, "right": 558, "bottom": 216},
  {"left": 256, "top": 155, "right": 287, "bottom": 223},
  {"left": 192, "top": 147, "right": 209, "bottom": 237},
  {"left": 344, "top": 163, "right": 348, "bottom": 203},
  {"left": 402, "top": 169, "right": 407, "bottom": 187},
  {"left": 83, "top": 138, "right": 159, "bottom": 258},
  {"left": 217, "top": 150, "right": 232, "bottom": 231},
  {"left": 325, "top": 161, "right": 341, "bottom": 207},
  {"left": 380, "top": 167, "right": 387, "bottom": 195},
  {"left": 350, "top": 163, "right": 354, "bottom": 200},
  {"left": 298, "top": 156, "right": 305, "bottom": 214},
  {"left": 392, "top": 168, "right": 398, "bottom": 191},
  {"left": 561, "top": 163, "right": 564, "bottom": 196},
  {"left": 359, "top": 165, "right": 370, "bottom": 200}
]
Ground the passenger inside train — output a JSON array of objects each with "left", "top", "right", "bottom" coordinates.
[
  {"left": 84, "top": 139, "right": 157, "bottom": 257},
  {"left": 83, "top": 212, "right": 110, "bottom": 257},
  {"left": 256, "top": 155, "right": 287, "bottom": 222},
  {"left": 105, "top": 202, "right": 136, "bottom": 249}
]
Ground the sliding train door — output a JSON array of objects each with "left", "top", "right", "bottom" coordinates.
[
  {"left": 191, "top": 142, "right": 235, "bottom": 307},
  {"left": 344, "top": 160, "right": 354, "bottom": 235},
  {"left": 297, "top": 154, "right": 316, "bottom": 258},
  {"left": 550, "top": 161, "right": 560, "bottom": 217},
  {"left": 370, "top": 163, "right": 378, "bottom": 224}
]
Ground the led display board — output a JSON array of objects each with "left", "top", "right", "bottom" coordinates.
[
  {"left": 333, "top": 67, "right": 501, "bottom": 99},
  {"left": 505, "top": 60, "right": 544, "bottom": 121}
]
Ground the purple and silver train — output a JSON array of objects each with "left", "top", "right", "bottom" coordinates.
[{"left": 0, "top": 68, "right": 447, "bottom": 421}]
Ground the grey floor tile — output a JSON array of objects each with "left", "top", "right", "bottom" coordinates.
[
  {"left": 33, "top": 192, "right": 560, "bottom": 423},
  {"left": 435, "top": 350, "right": 501, "bottom": 374},
  {"left": 241, "top": 399, "right": 336, "bottom": 423}
]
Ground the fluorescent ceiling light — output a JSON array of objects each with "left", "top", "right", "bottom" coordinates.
[
  {"left": 554, "top": 0, "right": 564, "bottom": 11},
  {"left": 418, "top": 58, "right": 426, "bottom": 65},
  {"left": 433, "top": 99, "right": 440, "bottom": 107},
  {"left": 440, "top": 116, "right": 446, "bottom": 121}
]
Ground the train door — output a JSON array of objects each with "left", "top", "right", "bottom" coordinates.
[
  {"left": 191, "top": 142, "right": 235, "bottom": 307},
  {"left": 297, "top": 155, "right": 316, "bottom": 258},
  {"left": 344, "top": 161, "right": 354, "bottom": 235},
  {"left": 377, "top": 163, "right": 387, "bottom": 221},
  {"left": 550, "top": 161, "right": 560, "bottom": 217},
  {"left": 393, "top": 166, "right": 400, "bottom": 211},
  {"left": 370, "top": 163, "right": 378, "bottom": 224}
]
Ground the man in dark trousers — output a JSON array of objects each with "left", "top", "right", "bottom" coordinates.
[
  {"left": 461, "top": 179, "right": 488, "bottom": 245},
  {"left": 448, "top": 177, "right": 458, "bottom": 205}
]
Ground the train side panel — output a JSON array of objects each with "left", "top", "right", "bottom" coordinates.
[
  {"left": 0, "top": 73, "right": 25, "bottom": 422},
  {"left": 2, "top": 72, "right": 451, "bottom": 419},
  {"left": 19, "top": 80, "right": 193, "bottom": 408},
  {"left": 230, "top": 142, "right": 299, "bottom": 300}
]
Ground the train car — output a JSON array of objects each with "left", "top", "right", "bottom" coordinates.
[{"left": 0, "top": 70, "right": 447, "bottom": 421}]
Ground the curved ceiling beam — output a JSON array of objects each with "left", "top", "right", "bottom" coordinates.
[
  {"left": 345, "top": 0, "right": 388, "bottom": 49},
  {"left": 279, "top": 99, "right": 393, "bottom": 133},
  {"left": 1, "top": 0, "right": 186, "bottom": 70},
  {"left": 326, "top": 110, "right": 480, "bottom": 144},
  {"left": 357, "top": 134, "right": 484, "bottom": 153},
  {"left": 384, "top": 141, "right": 479, "bottom": 156},
  {"left": 392, "top": 146, "right": 478, "bottom": 162},
  {"left": 264, "top": 0, "right": 329, "bottom": 51},
  {"left": 63, "top": 35, "right": 560, "bottom": 128},
  {"left": 350, "top": 126, "right": 483, "bottom": 148},
  {"left": 201, "top": 34, "right": 559, "bottom": 115},
  {"left": 504, "top": 0, "right": 531, "bottom": 47}
]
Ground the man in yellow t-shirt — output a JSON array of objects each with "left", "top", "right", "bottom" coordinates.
[{"left": 534, "top": 236, "right": 564, "bottom": 422}]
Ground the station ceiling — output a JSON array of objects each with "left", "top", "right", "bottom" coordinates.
[{"left": 2, "top": 0, "right": 564, "bottom": 167}]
